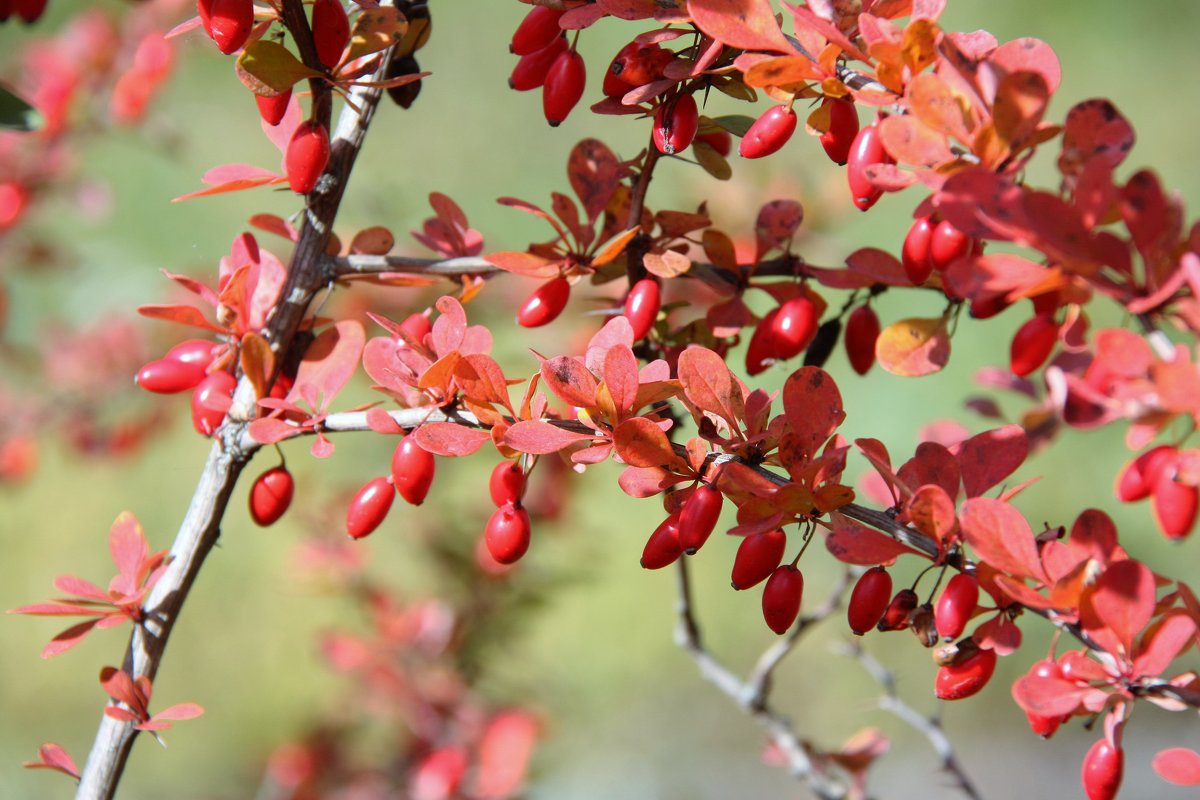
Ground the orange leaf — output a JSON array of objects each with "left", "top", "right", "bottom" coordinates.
[{"left": 875, "top": 316, "right": 950, "bottom": 376}]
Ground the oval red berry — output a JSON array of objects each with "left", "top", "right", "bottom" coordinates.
[
  {"left": 312, "top": 0, "right": 350, "bottom": 70},
  {"left": 739, "top": 105, "right": 797, "bottom": 159},
  {"left": 510, "top": 4, "right": 565, "bottom": 56},
  {"left": 542, "top": 49, "right": 585, "bottom": 127},
  {"left": 1081, "top": 738, "right": 1123, "bottom": 800},
  {"left": 509, "top": 36, "right": 568, "bottom": 92},
  {"left": 249, "top": 466, "right": 294, "bottom": 526},
  {"left": 640, "top": 513, "right": 683, "bottom": 570},
  {"left": 761, "top": 564, "right": 804, "bottom": 635},
  {"left": 286, "top": 120, "right": 331, "bottom": 195},
  {"left": 1010, "top": 314, "right": 1058, "bottom": 377},
  {"left": 847, "top": 566, "right": 892, "bottom": 635},
  {"left": 653, "top": 94, "right": 699, "bottom": 155},
  {"left": 346, "top": 476, "right": 394, "bottom": 539},
  {"left": 732, "top": 529, "right": 787, "bottom": 591},
  {"left": 846, "top": 123, "right": 890, "bottom": 211},
  {"left": 844, "top": 305, "right": 880, "bottom": 376},
  {"left": 819, "top": 97, "right": 859, "bottom": 165},
  {"left": 391, "top": 434, "right": 436, "bottom": 506},
  {"left": 934, "top": 573, "right": 979, "bottom": 641},
  {"left": 190, "top": 370, "right": 236, "bottom": 435},
  {"left": 934, "top": 646, "right": 997, "bottom": 700},
  {"left": 485, "top": 502, "right": 532, "bottom": 565},
  {"left": 678, "top": 483, "right": 723, "bottom": 554},
  {"left": 770, "top": 296, "right": 818, "bottom": 360},
  {"left": 489, "top": 461, "right": 526, "bottom": 507},
  {"left": 137, "top": 358, "right": 206, "bottom": 394},
  {"left": 624, "top": 278, "right": 661, "bottom": 341},
  {"left": 517, "top": 276, "right": 570, "bottom": 328}
]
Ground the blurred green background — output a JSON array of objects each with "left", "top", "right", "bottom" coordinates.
[{"left": 3, "top": 1, "right": 1200, "bottom": 798}]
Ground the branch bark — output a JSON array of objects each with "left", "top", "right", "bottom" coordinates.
[{"left": 74, "top": 3, "right": 394, "bottom": 795}]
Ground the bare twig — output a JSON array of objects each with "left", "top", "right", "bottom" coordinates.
[
  {"left": 673, "top": 559, "right": 848, "bottom": 800},
  {"left": 73, "top": 3, "right": 396, "bottom": 796},
  {"left": 846, "top": 642, "right": 984, "bottom": 800}
]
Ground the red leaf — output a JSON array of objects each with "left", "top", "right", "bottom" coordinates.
[
  {"left": 897, "top": 442, "right": 960, "bottom": 500},
  {"left": 568, "top": 138, "right": 623, "bottom": 223},
  {"left": 288, "top": 320, "right": 365, "bottom": 412},
  {"left": 23, "top": 742, "right": 79, "bottom": 779},
  {"left": 41, "top": 618, "right": 102, "bottom": 659},
  {"left": 950, "top": 424, "right": 1028, "bottom": 497},
  {"left": 988, "top": 37, "right": 1060, "bottom": 94},
  {"left": 786, "top": 2, "right": 871, "bottom": 62},
  {"left": 1058, "top": 98, "right": 1135, "bottom": 177},
  {"left": 137, "top": 304, "right": 224, "bottom": 333},
  {"left": 53, "top": 575, "right": 109, "bottom": 602},
  {"left": 844, "top": 247, "right": 910, "bottom": 286},
  {"left": 906, "top": 484, "right": 957, "bottom": 547},
  {"left": 1134, "top": 612, "right": 1197, "bottom": 678},
  {"left": 618, "top": 466, "right": 689, "bottom": 498},
  {"left": 959, "top": 497, "right": 1046, "bottom": 583},
  {"left": 503, "top": 420, "right": 595, "bottom": 455},
  {"left": 585, "top": 316, "right": 635, "bottom": 374},
  {"left": 431, "top": 295, "right": 469, "bottom": 355},
  {"left": 613, "top": 418, "right": 680, "bottom": 469},
  {"left": 1082, "top": 559, "right": 1156, "bottom": 652},
  {"left": 149, "top": 702, "right": 205, "bottom": 722},
  {"left": 247, "top": 417, "right": 303, "bottom": 445},
  {"left": 455, "top": 354, "right": 512, "bottom": 412},
  {"left": 973, "top": 613, "right": 1021, "bottom": 655},
  {"left": 688, "top": 0, "right": 793, "bottom": 53},
  {"left": 825, "top": 522, "right": 919, "bottom": 565},
  {"left": 781, "top": 367, "right": 845, "bottom": 460},
  {"left": 1153, "top": 748, "right": 1200, "bottom": 786},
  {"left": 540, "top": 356, "right": 599, "bottom": 408},
  {"left": 878, "top": 115, "right": 954, "bottom": 166},
  {"left": 365, "top": 407, "right": 405, "bottom": 434},
  {"left": 483, "top": 251, "right": 561, "bottom": 279},
  {"left": 9, "top": 602, "right": 109, "bottom": 617},
  {"left": 603, "top": 345, "right": 640, "bottom": 419},
  {"left": 413, "top": 422, "right": 491, "bottom": 457},
  {"left": 108, "top": 512, "right": 148, "bottom": 589},
  {"left": 678, "top": 346, "right": 744, "bottom": 433},
  {"left": 1011, "top": 672, "right": 1092, "bottom": 718}
]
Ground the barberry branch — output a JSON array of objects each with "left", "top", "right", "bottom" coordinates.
[
  {"left": 73, "top": 8, "right": 399, "bottom": 796},
  {"left": 845, "top": 641, "right": 984, "bottom": 800},
  {"left": 673, "top": 558, "right": 849, "bottom": 800}
]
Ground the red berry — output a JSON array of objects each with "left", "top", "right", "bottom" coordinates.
[
  {"left": 509, "top": 36, "right": 567, "bottom": 92},
  {"left": 249, "top": 466, "right": 294, "bottom": 526},
  {"left": 1152, "top": 468, "right": 1199, "bottom": 540},
  {"left": 612, "top": 43, "right": 670, "bottom": 86},
  {"left": 739, "top": 105, "right": 797, "bottom": 159},
  {"left": 256, "top": 88, "right": 291, "bottom": 126},
  {"left": 190, "top": 370, "right": 236, "bottom": 435},
  {"left": 696, "top": 129, "right": 732, "bottom": 157},
  {"left": 745, "top": 307, "right": 780, "bottom": 376},
  {"left": 1081, "top": 738, "right": 1123, "bottom": 800},
  {"left": 391, "top": 434, "right": 435, "bottom": 506},
  {"left": 929, "top": 219, "right": 971, "bottom": 271},
  {"left": 542, "top": 49, "right": 585, "bottom": 127},
  {"left": 769, "top": 296, "right": 818, "bottom": 360},
  {"left": 137, "top": 358, "right": 206, "bottom": 394},
  {"left": 346, "top": 476, "right": 394, "bottom": 539},
  {"left": 761, "top": 564, "right": 804, "bottom": 634},
  {"left": 1115, "top": 444, "right": 1176, "bottom": 502},
  {"left": 844, "top": 305, "right": 880, "bottom": 375},
  {"left": 485, "top": 502, "right": 532, "bottom": 565},
  {"left": 624, "top": 278, "right": 661, "bottom": 341},
  {"left": 198, "top": 0, "right": 253, "bottom": 55},
  {"left": 602, "top": 43, "right": 639, "bottom": 98},
  {"left": 286, "top": 120, "right": 330, "bottom": 195},
  {"left": 517, "top": 276, "right": 570, "bottom": 327},
  {"left": 640, "top": 513, "right": 683, "bottom": 569},
  {"left": 1010, "top": 314, "right": 1059, "bottom": 377},
  {"left": 901, "top": 216, "right": 935, "bottom": 285},
  {"left": 510, "top": 4, "right": 564, "bottom": 56},
  {"left": 311, "top": 0, "right": 350, "bottom": 70},
  {"left": 935, "top": 646, "right": 997, "bottom": 700},
  {"left": 819, "top": 97, "right": 859, "bottom": 165},
  {"left": 847, "top": 566, "right": 892, "bottom": 635},
  {"left": 678, "top": 483, "right": 723, "bottom": 554},
  {"left": 653, "top": 94, "right": 699, "bottom": 155},
  {"left": 732, "top": 529, "right": 786, "bottom": 590},
  {"left": 165, "top": 338, "right": 217, "bottom": 369},
  {"left": 489, "top": 461, "right": 526, "bottom": 507},
  {"left": 14, "top": 0, "right": 45, "bottom": 24},
  {"left": 878, "top": 588, "right": 919, "bottom": 631},
  {"left": 934, "top": 573, "right": 979, "bottom": 641},
  {"left": 1023, "top": 659, "right": 1065, "bottom": 738},
  {"left": 846, "top": 123, "right": 890, "bottom": 211}
]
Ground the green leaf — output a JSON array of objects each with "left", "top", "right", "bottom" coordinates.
[
  {"left": 0, "top": 84, "right": 43, "bottom": 132},
  {"left": 236, "top": 41, "right": 322, "bottom": 96},
  {"left": 710, "top": 114, "right": 756, "bottom": 138}
]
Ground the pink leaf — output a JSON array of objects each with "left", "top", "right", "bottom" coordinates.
[
  {"left": 1153, "top": 748, "right": 1200, "bottom": 786},
  {"left": 540, "top": 356, "right": 599, "bottom": 408},
  {"left": 108, "top": 512, "right": 148, "bottom": 588},
  {"left": 585, "top": 316, "right": 635, "bottom": 375},
  {"left": 288, "top": 321, "right": 365, "bottom": 412},
  {"left": 52, "top": 575, "right": 110, "bottom": 602},
  {"left": 503, "top": 421, "right": 596, "bottom": 455},
  {"left": 959, "top": 497, "right": 1046, "bottom": 583},
  {"left": 137, "top": 304, "right": 224, "bottom": 333},
  {"left": 23, "top": 742, "right": 79, "bottom": 780},
  {"left": 150, "top": 702, "right": 205, "bottom": 722},
  {"left": 41, "top": 619, "right": 102, "bottom": 659},
  {"left": 412, "top": 422, "right": 491, "bottom": 457},
  {"left": 365, "top": 408, "right": 406, "bottom": 434},
  {"left": 247, "top": 417, "right": 303, "bottom": 444},
  {"left": 688, "top": 0, "right": 794, "bottom": 52},
  {"left": 618, "top": 466, "right": 689, "bottom": 498},
  {"left": 431, "top": 296, "right": 468, "bottom": 355},
  {"left": 1134, "top": 612, "right": 1197, "bottom": 678},
  {"left": 603, "top": 345, "right": 640, "bottom": 418},
  {"left": 1082, "top": 559, "right": 1156, "bottom": 652}
]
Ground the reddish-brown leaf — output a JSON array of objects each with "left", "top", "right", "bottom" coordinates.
[
  {"left": 613, "top": 417, "right": 680, "bottom": 469},
  {"left": 503, "top": 420, "right": 596, "bottom": 455},
  {"left": 540, "top": 356, "right": 599, "bottom": 408},
  {"left": 825, "top": 521, "right": 919, "bottom": 566},
  {"left": 959, "top": 497, "right": 1046, "bottom": 583},
  {"left": 568, "top": 138, "right": 623, "bottom": 223},
  {"left": 950, "top": 424, "right": 1028, "bottom": 497},
  {"left": 781, "top": 367, "right": 845, "bottom": 461},
  {"left": 413, "top": 422, "right": 491, "bottom": 457},
  {"left": 688, "top": 0, "right": 794, "bottom": 52},
  {"left": 678, "top": 346, "right": 744, "bottom": 432}
]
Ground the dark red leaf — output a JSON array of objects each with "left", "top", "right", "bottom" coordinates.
[
  {"left": 950, "top": 424, "right": 1028, "bottom": 497},
  {"left": 413, "top": 422, "right": 491, "bottom": 456},
  {"left": 959, "top": 497, "right": 1046, "bottom": 582},
  {"left": 781, "top": 367, "right": 845, "bottom": 460},
  {"left": 1081, "top": 559, "right": 1156, "bottom": 651},
  {"left": 825, "top": 522, "right": 920, "bottom": 565}
]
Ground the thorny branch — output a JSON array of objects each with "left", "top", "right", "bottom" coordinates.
[
  {"left": 673, "top": 558, "right": 848, "bottom": 800},
  {"left": 73, "top": 2, "right": 397, "bottom": 797},
  {"left": 846, "top": 642, "right": 984, "bottom": 800}
]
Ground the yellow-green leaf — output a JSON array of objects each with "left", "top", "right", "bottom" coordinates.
[{"left": 237, "top": 41, "right": 321, "bottom": 96}]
